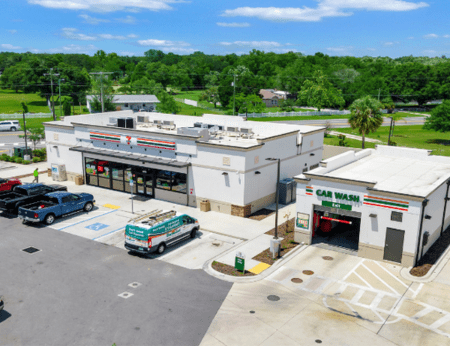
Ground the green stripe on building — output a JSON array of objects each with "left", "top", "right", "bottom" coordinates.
[
  {"left": 306, "top": 189, "right": 313, "bottom": 193},
  {"left": 363, "top": 198, "right": 408, "bottom": 209}
]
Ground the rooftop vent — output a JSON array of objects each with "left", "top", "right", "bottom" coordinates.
[{"left": 137, "top": 115, "right": 149, "bottom": 123}]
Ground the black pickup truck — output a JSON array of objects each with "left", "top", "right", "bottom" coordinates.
[{"left": 0, "top": 183, "right": 67, "bottom": 214}]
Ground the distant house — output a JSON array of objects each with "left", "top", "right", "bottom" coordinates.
[
  {"left": 86, "top": 94, "right": 160, "bottom": 113},
  {"left": 259, "top": 89, "right": 291, "bottom": 107}
]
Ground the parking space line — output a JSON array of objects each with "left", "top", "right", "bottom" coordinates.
[
  {"left": 373, "top": 261, "right": 409, "bottom": 288},
  {"left": 92, "top": 226, "right": 125, "bottom": 241},
  {"left": 361, "top": 262, "right": 398, "bottom": 295},
  {"left": 56, "top": 209, "right": 118, "bottom": 231}
]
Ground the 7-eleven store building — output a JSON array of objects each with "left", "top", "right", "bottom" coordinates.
[{"left": 294, "top": 146, "right": 450, "bottom": 267}]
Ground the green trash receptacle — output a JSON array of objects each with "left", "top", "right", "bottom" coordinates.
[{"left": 13, "top": 146, "right": 32, "bottom": 158}]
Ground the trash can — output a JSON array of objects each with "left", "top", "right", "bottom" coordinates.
[
  {"left": 200, "top": 199, "right": 211, "bottom": 212},
  {"left": 278, "top": 179, "right": 293, "bottom": 205}
]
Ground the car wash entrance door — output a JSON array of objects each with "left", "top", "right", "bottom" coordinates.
[
  {"left": 383, "top": 228, "right": 405, "bottom": 263},
  {"left": 312, "top": 205, "right": 362, "bottom": 252}
]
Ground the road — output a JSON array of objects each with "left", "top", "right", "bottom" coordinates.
[
  {"left": 274, "top": 116, "right": 426, "bottom": 128},
  {"left": 0, "top": 215, "right": 232, "bottom": 346},
  {"left": 0, "top": 132, "right": 45, "bottom": 154}
]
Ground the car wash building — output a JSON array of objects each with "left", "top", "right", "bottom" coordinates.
[
  {"left": 294, "top": 146, "right": 450, "bottom": 267},
  {"left": 44, "top": 111, "right": 324, "bottom": 217}
]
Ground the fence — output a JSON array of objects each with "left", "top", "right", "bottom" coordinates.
[
  {"left": 240, "top": 110, "right": 351, "bottom": 118},
  {"left": 0, "top": 113, "right": 53, "bottom": 119}
]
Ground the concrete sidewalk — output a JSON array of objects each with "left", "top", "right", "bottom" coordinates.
[{"left": 0, "top": 161, "right": 49, "bottom": 179}]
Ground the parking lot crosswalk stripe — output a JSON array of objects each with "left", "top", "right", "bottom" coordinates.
[
  {"left": 248, "top": 262, "right": 271, "bottom": 274},
  {"left": 103, "top": 204, "right": 120, "bottom": 210}
]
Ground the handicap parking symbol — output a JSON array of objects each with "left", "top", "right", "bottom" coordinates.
[{"left": 85, "top": 223, "right": 109, "bottom": 231}]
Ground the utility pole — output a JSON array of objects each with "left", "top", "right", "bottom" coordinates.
[
  {"left": 44, "top": 68, "right": 59, "bottom": 121},
  {"left": 232, "top": 74, "right": 236, "bottom": 116},
  {"left": 378, "top": 88, "right": 381, "bottom": 101},
  {"left": 90, "top": 72, "right": 113, "bottom": 113},
  {"left": 58, "top": 78, "right": 65, "bottom": 117}
]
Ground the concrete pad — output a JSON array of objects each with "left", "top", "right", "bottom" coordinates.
[
  {"left": 359, "top": 290, "right": 378, "bottom": 306},
  {"left": 345, "top": 272, "right": 370, "bottom": 288},
  {"left": 378, "top": 317, "right": 450, "bottom": 346},
  {"left": 249, "top": 262, "right": 271, "bottom": 275},
  {"left": 278, "top": 301, "right": 398, "bottom": 346},
  {"left": 224, "top": 280, "right": 312, "bottom": 330},
  {"left": 215, "top": 234, "right": 276, "bottom": 268},
  {"left": 418, "top": 310, "right": 448, "bottom": 326},
  {"left": 397, "top": 300, "right": 426, "bottom": 318},
  {"left": 377, "top": 295, "right": 399, "bottom": 312},
  {"left": 204, "top": 298, "right": 277, "bottom": 346},
  {"left": 199, "top": 334, "right": 226, "bottom": 346},
  {"left": 154, "top": 233, "right": 242, "bottom": 270},
  {"left": 338, "top": 285, "right": 359, "bottom": 301},
  {"left": 414, "top": 282, "right": 450, "bottom": 314},
  {"left": 364, "top": 261, "right": 410, "bottom": 295},
  {"left": 259, "top": 331, "right": 300, "bottom": 346},
  {"left": 355, "top": 265, "right": 394, "bottom": 294}
]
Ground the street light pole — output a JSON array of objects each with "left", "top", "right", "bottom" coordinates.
[
  {"left": 232, "top": 74, "right": 236, "bottom": 116},
  {"left": 388, "top": 117, "right": 394, "bottom": 145},
  {"left": 90, "top": 72, "right": 113, "bottom": 113},
  {"left": 266, "top": 158, "right": 281, "bottom": 240}
]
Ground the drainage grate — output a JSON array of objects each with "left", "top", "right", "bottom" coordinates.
[
  {"left": 249, "top": 310, "right": 255, "bottom": 314},
  {"left": 267, "top": 295, "right": 280, "bottom": 301},
  {"left": 322, "top": 256, "right": 334, "bottom": 261},
  {"left": 291, "top": 278, "right": 303, "bottom": 284},
  {"left": 118, "top": 292, "right": 134, "bottom": 299},
  {"left": 315, "top": 340, "right": 322, "bottom": 344},
  {"left": 22, "top": 247, "right": 41, "bottom": 254},
  {"left": 302, "top": 270, "right": 314, "bottom": 275},
  {"left": 128, "top": 282, "right": 142, "bottom": 288}
]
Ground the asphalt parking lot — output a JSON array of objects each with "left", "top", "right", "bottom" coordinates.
[{"left": 0, "top": 215, "right": 232, "bottom": 346}]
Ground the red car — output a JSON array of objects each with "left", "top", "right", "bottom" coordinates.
[{"left": 0, "top": 178, "right": 21, "bottom": 193}]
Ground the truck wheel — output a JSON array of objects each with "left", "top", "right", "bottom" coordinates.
[
  {"left": 83, "top": 202, "right": 93, "bottom": 212},
  {"left": 44, "top": 214, "right": 55, "bottom": 225},
  {"left": 10, "top": 127, "right": 16, "bottom": 132},
  {"left": 157, "top": 243, "right": 166, "bottom": 255},
  {"left": 190, "top": 228, "right": 197, "bottom": 238}
]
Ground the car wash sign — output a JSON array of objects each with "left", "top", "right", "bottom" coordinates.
[{"left": 314, "top": 188, "right": 362, "bottom": 211}]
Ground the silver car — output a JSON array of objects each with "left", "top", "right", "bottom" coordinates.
[{"left": 0, "top": 121, "right": 21, "bottom": 131}]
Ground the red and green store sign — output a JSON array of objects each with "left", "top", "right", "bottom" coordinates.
[{"left": 90, "top": 132, "right": 176, "bottom": 151}]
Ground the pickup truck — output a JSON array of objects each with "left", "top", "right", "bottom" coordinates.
[
  {"left": 0, "top": 183, "right": 67, "bottom": 214},
  {"left": 18, "top": 191, "right": 95, "bottom": 225},
  {"left": 0, "top": 178, "right": 21, "bottom": 193}
]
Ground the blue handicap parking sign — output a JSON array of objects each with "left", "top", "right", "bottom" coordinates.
[{"left": 85, "top": 223, "right": 109, "bottom": 231}]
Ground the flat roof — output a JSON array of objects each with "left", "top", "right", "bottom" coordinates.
[
  {"left": 44, "top": 111, "right": 324, "bottom": 149},
  {"left": 301, "top": 146, "right": 450, "bottom": 197},
  {"left": 86, "top": 95, "right": 160, "bottom": 103}
]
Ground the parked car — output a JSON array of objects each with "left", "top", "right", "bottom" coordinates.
[
  {"left": 125, "top": 210, "right": 199, "bottom": 255},
  {"left": 18, "top": 191, "right": 95, "bottom": 225},
  {"left": 0, "top": 183, "right": 67, "bottom": 214},
  {"left": 0, "top": 178, "right": 21, "bottom": 193},
  {"left": 0, "top": 121, "right": 21, "bottom": 132}
]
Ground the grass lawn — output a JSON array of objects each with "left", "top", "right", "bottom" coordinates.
[
  {"left": 249, "top": 115, "right": 351, "bottom": 122},
  {"left": 337, "top": 125, "right": 450, "bottom": 156},
  {"left": 174, "top": 101, "right": 222, "bottom": 116},
  {"left": 0, "top": 116, "right": 60, "bottom": 129},
  {"left": 323, "top": 134, "right": 376, "bottom": 150}
]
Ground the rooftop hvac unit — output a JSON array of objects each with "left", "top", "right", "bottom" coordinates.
[
  {"left": 163, "top": 120, "right": 174, "bottom": 126},
  {"left": 193, "top": 122, "right": 202, "bottom": 128},
  {"left": 118, "top": 117, "right": 135, "bottom": 129},
  {"left": 227, "top": 127, "right": 238, "bottom": 132},
  {"left": 240, "top": 128, "right": 252, "bottom": 134},
  {"left": 154, "top": 119, "right": 162, "bottom": 125},
  {"left": 109, "top": 117, "right": 118, "bottom": 125},
  {"left": 137, "top": 115, "right": 149, "bottom": 123}
]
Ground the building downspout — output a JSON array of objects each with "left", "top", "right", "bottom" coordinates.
[
  {"left": 440, "top": 179, "right": 450, "bottom": 236},
  {"left": 415, "top": 198, "right": 429, "bottom": 265}
]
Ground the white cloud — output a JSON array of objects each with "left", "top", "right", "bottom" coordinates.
[
  {"left": 137, "top": 39, "right": 190, "bottom": 47},
  {"left": 98, "top": 34, "right": 127, "bottom": 40},
  {"left": 79, "top": 14, "right": 110, "bottom": 24},
  {"left": 28, "top": 0, "right": 179, "bottom": 12},
  {"left": 408, "top": 36, "right": 415, "bottom": 39},
  {"left": 61, "top": 27, "right": 97, "bottom": 40},
  {"left": 161, "top": 47, "right": 195, "bottom": 54},
  {"left": 221, "top": 0, "right": 428, "bottom": 22},
  {"left": 326, "top": 46, "right": 353, "bottom": 53},
  {"left": 444, "top": 35, "right": 450, "bottom": 38},
  {"left": 116, "top": 16, "right": 137, "bottom": 24},
  {"left": 217, "top": 22, "right": 250, "bottom": 27},
  {"left": 219, "top": 41, "right": 282, "bottom": 47},
  {"left": 423, "top": 33, "right": 439, "bottom": 39},
  {"left": 367, "top": 48, "right": 376, "bottom": 51},
  {"left": 383, "top": 41, "right": 400, "bottom": 46},
  {"left": 1, "top": 43, "right": 22, "bottom": 50},
  {"left": 31, "top": 44, "right": 97, "bottom": 54},
  {"left": 8, "top": 30, "right": 17, "bottom": 34},
  {"left": 423, "top": 49, "right": 437, "bottom": 56},
  {"left": 127, "top": 34, "right": 138, "bottom": 38}
]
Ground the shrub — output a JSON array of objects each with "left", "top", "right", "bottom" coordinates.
[
  {"left": 23, "top": 160, "right": 30, "bottom": 165},
  {"left": 4, "top": 156, "right": 10, "bottom": 162},
  {"left": 32, "top": 157, "right": 40, "bottom": 163},
  {"left": 15, "top": 157, "right": 23, "bottom": 164}
]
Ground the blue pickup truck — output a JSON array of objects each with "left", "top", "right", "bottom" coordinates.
[{"left": 18, "top": 191, "right": 95, "bottom": 225}]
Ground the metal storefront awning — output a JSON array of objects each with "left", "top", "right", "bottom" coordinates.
[{"left": 69, "top": 146, "right": 190, "bottom": 169}]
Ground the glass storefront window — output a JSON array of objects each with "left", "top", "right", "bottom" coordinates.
[
  {"left": 172, "top": 173, "right": 187, "bottom": 194},
  {"left": 156, "top": 170, "right": 173, "bottom": 191},
  {"left": 85, "top": 158, "right": 97, "bottom": 175}
]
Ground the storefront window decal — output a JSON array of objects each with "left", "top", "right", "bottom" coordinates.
[{"left": 296, "top": 213, "right": 309, "bottom": 229}]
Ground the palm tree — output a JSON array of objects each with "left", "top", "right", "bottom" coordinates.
[{"left": 348, "top": 96, "right": 384, "bottom": 149}]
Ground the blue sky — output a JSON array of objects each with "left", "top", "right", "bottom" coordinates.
[{"left": 1, "top": 0, "right": 449, "bottom": 57}]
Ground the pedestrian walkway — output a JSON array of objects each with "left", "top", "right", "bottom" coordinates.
[{"left": 329, "top": 131, "right": 383, "bottom": 143}]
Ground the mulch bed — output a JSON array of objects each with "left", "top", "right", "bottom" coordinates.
[
  {"left": 252, "top": 218, "right": 299, "bottom": 265},
  {"left": 410, "top": 227, "right": 450, "bottom": 277},
  {"left": 211, "top": 261, "right": 255, "bottom": 277},
  {"left": 246, "top": 208, "right": 275, "bottom": 221}
]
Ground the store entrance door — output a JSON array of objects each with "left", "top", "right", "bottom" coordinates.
[{"left": 134, "top": 172, "right": 154, "bottom": 197}]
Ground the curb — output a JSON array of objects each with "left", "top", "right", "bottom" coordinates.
[
  {"left": 400, "top": 239, "right": 450, "bottom": 283},
  {"left": 203, "top": 243, "right": 308, "bottom": 283}
]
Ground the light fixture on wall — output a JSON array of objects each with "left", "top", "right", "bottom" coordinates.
[
  {"left": 255, "top": 171, "right": 261, "bottom": 175},
  {"left": 310, "top": 153, "right": 315, "bottom": 156},
  {"left": 52, "top": 145, "right": 57, "bottom": 148},
  {"left": 425, "top": 215, "right": 432, "bottom": 219},
  {"left": 369, "top": 213, "right": 377, "bottom": 218},
  {"left": 222, "top": 172, "right": 228, "bottom": 176}
]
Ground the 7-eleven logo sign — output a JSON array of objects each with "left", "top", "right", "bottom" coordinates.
[{"left": 121, "top": 135, "right": 136, "bottom": 146}]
